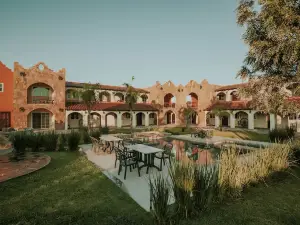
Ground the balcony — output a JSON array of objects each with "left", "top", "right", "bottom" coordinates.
[
  {"left": 28, "top": 96, "right": 54, "bottom": 104},
  {"left": 164, "top": 102, "right": 176, "bottom": 108}
]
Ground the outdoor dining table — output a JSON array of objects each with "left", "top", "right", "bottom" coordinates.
[
  {"left": 128, "top": 144, "right": 164, "bottom": 174},
  {"left": 100, "top": 135, "right": 123, "bottom": 153}
]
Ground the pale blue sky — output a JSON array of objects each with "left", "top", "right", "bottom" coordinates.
[{"left": 0, "top": 0, "right": 246, "bottom": 87}]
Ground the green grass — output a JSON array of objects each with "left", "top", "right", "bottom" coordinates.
[
  {"left": 0, "top": 152, "right": 150, "bottom": 225},
  {"left": 213, "top": 130, "right": 270, "bottom": 142},
  {"left": 1, "top": 152, "right": 300, "bottom": 225}
]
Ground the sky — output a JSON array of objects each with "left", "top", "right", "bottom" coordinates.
[{"left": 0, "top": 0, "right": 247, "bottom": 88}]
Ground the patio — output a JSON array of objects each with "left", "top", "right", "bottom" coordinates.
[{"left": 82, "top": 143, "right": 174, "bottom": 211}]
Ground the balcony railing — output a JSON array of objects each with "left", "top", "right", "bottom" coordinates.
[
  {"left": 164, "top": 102, "right": 176, "bottom": 108},
  {"left": 28, "top": 96, "right": 54, "bottom": 104}
]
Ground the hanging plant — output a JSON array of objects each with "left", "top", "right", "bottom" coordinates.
[{"left": 19, "top": 107, "right": 25, "bottom": 112}]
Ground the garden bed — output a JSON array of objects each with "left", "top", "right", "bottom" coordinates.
[{"left": 0, "top": 152, "right": 51, "bottom": 182}]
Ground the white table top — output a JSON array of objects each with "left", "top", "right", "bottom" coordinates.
[
  {"left": 100, "top": 135, "right": 123, "bottom": 142},
  {"left": 128, "top": 144, "right": 164, "bottom": 154}
]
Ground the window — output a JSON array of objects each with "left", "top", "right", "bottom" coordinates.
[
  {"left": 32, "top": 113, "right": 50, "bottom": 129},
  {"left": 32, "top": 87, "right": 49, "bottom": 96},
  {"left": 209, "top": 114, "right": 215, "bottom": 119},
  {"left": 125, "top": 113, "right": 131, "bottom": 119},
  {"left": 0, "top": 83, "right": 3, "bottom": 92},
  {"left": 149, "top": 114, "right": 155, "bottom": 118},
  {"left": 71, "top": 113, "right": 80, "bottom": 120}
]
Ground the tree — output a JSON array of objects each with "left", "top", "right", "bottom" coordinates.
[
  {"left": 236, "top": 0, "right": 300, "bottom": 124},
  {"left": 124, "top": 76, "right": 140, "bottom": 137},
  {"left": 236, "top": 0, "right": 300, "bottom": 79},
  {"left": 74, "top": 83, "right": 97, "bottom": 132},
  {"left": 211, "top": 105, "right": 227, "bottom": 131},
  {"left": 180, "top": 106, "right": 197, "bottom": 129}
]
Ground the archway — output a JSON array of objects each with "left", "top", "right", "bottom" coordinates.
[
  {"left": 206, "top": 112, "right": 215, "bottom": 126},
  {"left": 27, "top": 108, "right": 54, "bottom": 129},
  {"left": 136, "top": 112, "right": 146, "bottom": 126},
  {"left": 121, "top": 112, "right": 131, "bottom": 127},
  {"left": 230, "top": 91, "right": 239, "bottom": 101},
  {"left": 27, "top": 83, "right": 54, "bottom": 104},
  {"left": 219, "top": 112, "right": 230, "bottom": 127},
  {"left": 235, "top": 111, "right": 248, "bottom": 128},
  {"left": 67, "top": 112, "right": 83, "bottom": 129},
  {"left": 141, "top": 94, "right": 148, "bottom": 103},
  {"left": 105, "top": 112, "right": 117, "bottom": 127},
  {"left": 254, "top": 112, "right": 270, "bottom": 129},
  {"left": 164, "top": 110, "right": 176, "bottom": 125},
  {"left": 164, "top": 93, "right": 176, "bottom": 107},
  {"left": 90, "top": 112, "right": 101, "bottom": 128},
  {"left": 149, "top": 112, "right": 158, "bottom": 125},
  {"left": 186, "top": 92, "right": 198, "bottom": 108},
  {"left": 99, "top": 91, "right": 111, "bottom": 102},
  {"left": 217, "top": 92, "right": 226, "bottom": 101},
  {"left": 114, "top": 93, "right": 124, "bottom": 102}
]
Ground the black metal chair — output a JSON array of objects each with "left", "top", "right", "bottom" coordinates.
[
  {"left": 115, "top": 147, "right": 140, "bottom": 180},
  {"left": 154, "top": 143, "right": 173, "bottom": 170}
]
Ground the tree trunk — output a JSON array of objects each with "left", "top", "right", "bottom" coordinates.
[
  {"left": 130, "top": 109, "right": 134, "bottom": 138},
  {"left": 87, "top": 110, "right": 91, "bottom": 132}
]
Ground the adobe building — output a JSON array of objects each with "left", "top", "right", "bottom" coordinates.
[{"left": 13, "top": 62, "right": 66, "bottom": 130}]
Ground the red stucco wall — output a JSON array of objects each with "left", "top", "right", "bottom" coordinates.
[{"left": 0, "top": 61, "right": 14, "bottom": 127}]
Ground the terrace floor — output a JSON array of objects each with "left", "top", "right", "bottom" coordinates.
[{"left": 82, "top": 145, "right": 174, "bottom": 211}]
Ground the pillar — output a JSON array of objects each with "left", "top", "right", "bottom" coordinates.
[
  {"left": 132, "top": 112, "right": 137, "bottom": 128},
  {"left": 248, "top": 111, "right": 254, "bottom": 129},
  {"left": 117, "top": 113, "right": 122, "bottom": 128},
  {"left": 101, "top": 113, "right": 106, "bottom": 127},
  {"left": 270, "top": 114, "right": 276, "bottom": 130},
  {"left": 230, "top": 113, "right": 235, "bottom": 128},
  {"left": 215, "top": 115, "right": 220, "bottom": 128},
  {"left": 82, "top": 112, "right": 88, "bottom": 127},
  {"left": 226, "top": 91, "right": 231, "bottom": 101},
  {"left": 145, "top": 113, "right": 150, "bottom": 127},
  {"left": 65, "top": 113, "right": 68, "bottom": 130}
]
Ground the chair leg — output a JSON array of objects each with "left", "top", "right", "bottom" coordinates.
[
  {"left": 160, "top": 158, "right": 163, "bottom": 171},
  {"left": 163, "top": 157, "right": 166, "bottom": 166},
  {"left": 124, "top": 166, "right": 127, "bottom": 180},
  {"left": 130, "top": 165, "right": 132, "bottom": 172},
  {"left": 168, "top": 156, "right": 172, "bottom": 166},
  {"left": 137, "top": 162, "right": 140, "bottom": 177},
  {"left": 118, "top": 164, "right": 122, "bottom": 175},
  {"left": 115, "top": 158, "right": 117, "bottom": 168}
]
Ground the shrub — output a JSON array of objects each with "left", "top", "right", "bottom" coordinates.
[
  {"left": 43, "top": 131, "right": 59, "bottom": 151},
  {"left": 193, "top": 164, "right": 219, "bottom": 211},
  {"left": 291, "top": 139, "right": 300, "bottom": 164},
  {"left": 149, "top": 174, "right": 171, "bottom": 225},
  {"left": 169, "top": 161, "right": 194, "bottom": 219},
  {"left": 9, "top": 132, "right": 27, "bottom": 155},
  {"left": 90, "top": 130, "right": 101, "bottom": 139},
  {"left": 269, "top": 127, "right": 295, "bottom": 143},
  {"left": 57, "top": 134, "right": 67, "bottom": 151},
  {"left": 197, "top": 130, "right": 207, "bottom": 138},
  {"left": 0, "top": 135, "right": 10, "bottom": 148},
  {"left": 81, "top": 130, "right": 91, "bottom": 144},
  {"left": 67, "top": 131, "right": 81, "bottom": 151},
  {"left": 101, "top": 126, "right": 109, "bottom": 134}
]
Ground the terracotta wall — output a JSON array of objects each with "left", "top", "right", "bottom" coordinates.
[
  {"left": 13, "top": 62, "right": 66, "bottom": 129},
  {"left": 0, "top": 62, "right": 14, "bottom": 127},
  {"left": 146, "top": 80, "right": 220, "bottom": 126}
]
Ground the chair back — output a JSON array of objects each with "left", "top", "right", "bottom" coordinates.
[{"left": 164, "top": 143, "right": 173, "bottom": 153}]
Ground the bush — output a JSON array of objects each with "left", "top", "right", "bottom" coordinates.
[
  {"left": 101, "top": 126, "right": 109, "bottom": 134},
  {"left": 149, "top": 174, "right": 171, "bottom": 225},
  {"left": 67, "top": 131, "right": 81, "bottom": 151},
  {"left": 269, "top": 127, "right": 295, "bottom": 143},
  {"left": 81, "top": 130, "right": 91, "bottom": 144},
  {"left": 9, "top": 132, "right": 27, "bottom": 155},
  {"left": 0, "top": 135, "right": 9, "bottom": 147},
  {"left": 90, "top": 130, "right": 101, "bottom": 139},
  {"left": 291, "top": 140, "right": 300, "bottom": 164},
  {"left": 57, "top": 134, "right": 67, "bottom": 151},
  {"left": 43, "top": 131, "right": 59, "bottom": 151}
]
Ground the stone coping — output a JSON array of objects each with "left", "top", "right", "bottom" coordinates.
[{"left": 0, "top": 153, "right": 51, "bottom": 183}]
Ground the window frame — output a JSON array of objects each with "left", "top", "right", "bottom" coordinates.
[{"left": 0, "top": 83, "right": 4, "bottom": 92}]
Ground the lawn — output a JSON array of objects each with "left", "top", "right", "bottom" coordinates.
[
  {"left": 0, "top": 152, "right": 150, "bottom": 225},
  {"left": 213, "top": 130, "right": 270, "bottom": 142},
  {"left": 1, "top": 152, "right": 300, "bottom": 225}
]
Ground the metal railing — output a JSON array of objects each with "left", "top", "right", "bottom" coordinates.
[{"left": 28, "top": 96, "right": 54, "bottom": 104}]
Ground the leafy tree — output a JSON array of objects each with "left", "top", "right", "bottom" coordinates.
[
  {"left": 236, "top": 0, "right": 300, "bottom": 125},
  {"left": 180, "top": 106, "right": 197, "bottom": 129},
  {"left": 211, "top": 105, "right": 227, "bottom": 131},
  {"left": 236, "top": 0, "right": 300, "bottom": 79},
  {"left": 124, "top": 76, "right": 140, "bottom": 137}
]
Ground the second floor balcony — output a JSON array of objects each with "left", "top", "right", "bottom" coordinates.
[
  {"left": 27, "top": 83, "right": 54, "bottom": 104},
  {"left": 28, "top": 96, "right": 54, "bottom": 104}
]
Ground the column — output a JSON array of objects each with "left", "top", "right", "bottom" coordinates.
[
  {"left": 145, "top": 113, "right": 150, "bottom": 127},
  {"left": 270, "top": 114, "right": 276, "bottom": 130},
  {"left": 226, "top": 91, "right": 231, "bottom": 101},
  {"left": 248, "top": 111, "right": 254, "bottom": 129},
  {"left": 117, "top": 113, "right": 122, "bottom": 128},
  {"left": 82, "top": 112, "right": 88, "bottom": 127},
  {"left": 215, "top": 115, "right": 220, "bottom": 128},
  {"left": 230, "top": 113, "right": 235, "bottom": 128},
  {"left": 101, "top": 113, "right": 106, "bottom": 127},
  {"left": 65, "top": 113, "right": 69, "bottom": 130},
  {"left": 132, "top": 112, "right": 137, "bottom": 128}
]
